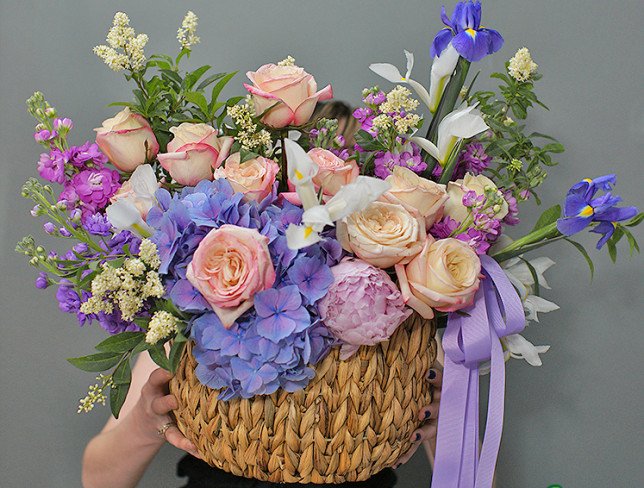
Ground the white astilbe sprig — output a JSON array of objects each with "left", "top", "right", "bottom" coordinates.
[
  {"left": 177, "top": 11, "right": 200, "bottom": 49},
  {"left": 94, "top": 12, "right": 148, "bottom": 72}
]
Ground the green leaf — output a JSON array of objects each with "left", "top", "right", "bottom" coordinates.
[
  {"left": 625, "top": 212, "right": 644, "bottom": 227},
  {"left": 160, "top": 69, "right": 182, "bottom": 88},
  {"left": 67, "top": 352, "right": 122, "bottom": 372},
  {"left": 607, "top": 238, "right": 617, "bottom": 263},
  {"left": 211, "top": 71, "right": 237, "bottom": 102},
  {"left": 185, "top": 65, "right": 211, "bottom": 90},
  {"left": 110, "top": 382, "right": 130, "bottom": 418},
  {"left": 531, "top": 204, "right": 562, "bottom": 233},
  {"left": 196, "top": 72, "right": 226, "bottom": 91},
  {"left": 96, "top": 332, "right": 144, "bottom": 354},
  {"left": 148, "top": 343, "right": 170, "bottom": 371},
  {"left": 542, "top": 143, "right": 565, "bottom": 154},
  {"left": 185, "top": 91, "right": 209, "bottom": 115},
  {"left": 564, "top": 238, "right": 594, "bottom": 279},
  {"left": 169, "top": 340, "right": 187, "bottom": 373},
  {"left": 112, "top": 359, "right": 131, "bottom": 385},
  {"left": 621, "top": 227, "right": 640, "bottom": 255}
]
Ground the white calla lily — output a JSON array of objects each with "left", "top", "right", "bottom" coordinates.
[
  {"left": 429, "top": 43, "right": 460, "bottom": 113},
  {"left": 370, "top": 50, "right": 432, "bottom": 109},
  {"left": 412, "top": 102, "right": 488, "bottom": 165},
  {"left": 106, "top": 200, "right": 154, "bottom": 237},
  {"left": 286, "top": 176, "right": 390, "bottom": 250},
  {"left": 284, "top": 138, "right": 319, "bottom": 210}
]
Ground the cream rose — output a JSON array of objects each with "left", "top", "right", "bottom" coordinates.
[
  {"left": 382, "top": 166, "right": 448, "bottom": 227},
  {"left": 158, "top": 123, "right": 233, "bottom": 186},
  {"left": 396, "top": 237, "right": 481, "bottom": 318},
  {"left": 244, "top": 63, "right": 333, "bottom": 128},
  {"left": 443, "top": 172, "right": 509, "bottom": 223},
  {"left": 308, "top": 148, "right": 359, "bottom": 196},
  {"left": 94, "top": 108, "right": 159, "bottom": 172},
  {"left": 214, "top": 153, "right": 280, "bottom": 202},
  {"left": 186, "top": 225, "right": 276, "bottom": 328},
  {"left": 337, "top": 201, "right": 426, "bottom": 268}
]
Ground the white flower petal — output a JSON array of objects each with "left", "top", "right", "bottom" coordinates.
[
  {"left": 302, "top": 205, "right": 333, "bottom": 230},
  {"left": 284, "top": 138, "right": 317, "bottom": 184},
  {"left": 285, "top": 223, "right": 322, "bottom": 250},
  {"left": 504, "top": 334, "right": 550, "bottom": 367},
  {"left": 429, "top": 44, "right": 460, "bottom": 112},
  {"left": 407, "top": 78, "right": 433, "bottom": 110},
  {"left": 524, "top": 295, "right": 560, "bottom": 322},
  {"left": 411, "top": 136, "right": 440, "bottom": 160},
  {"left": 369, "top": 63, "right": 404, "bottom": 83},
  {"left": 106, "top": 200, "right": 153, "bottom": 237},
  {"left": 403, "top": 50, "right": 414, "bottom": 80},
  {"left": 325, "top": 176, "right": 390, "bottom": 221}
]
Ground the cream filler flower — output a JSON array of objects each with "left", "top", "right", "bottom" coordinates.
[
  {"left": 177, "top": 11, "right": 200, "bottom": 50},
  {"left": 284, "top": 139, "right": 390, "bottom": 250},
  {"left": 94, "top": 12, "right": 148, "bottom": 72},
  {"left": 412, "top": 102, "right": 488, "bottom": 166},
  {"left": 508, "top": 47, "right": 538, "bottom": 82},
  {"left": 370, "top": 50, "right": 432, "bottom": 110}
]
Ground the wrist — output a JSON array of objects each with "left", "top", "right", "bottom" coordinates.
[{"left": 127, "top": 402, "right": 167, "bottom": 448}]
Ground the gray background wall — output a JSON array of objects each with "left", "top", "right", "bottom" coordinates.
[{"left": 1, "top": 1, "right": 642, "bottom": 487}]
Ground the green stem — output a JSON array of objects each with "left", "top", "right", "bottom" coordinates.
[
  {"left": 438, "top": 140, "right": 464, "bottom": 184},
  {"left": 491, "top": 222, "right": 561, "bottom": 261},
  {"left": 278, "top": 131, "right": 289, "bottom": 193}
]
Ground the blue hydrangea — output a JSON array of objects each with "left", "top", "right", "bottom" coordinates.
[{"left": 147, "top": 179, "right": 341, "bottom": 399}]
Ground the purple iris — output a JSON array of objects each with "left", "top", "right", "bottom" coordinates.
[
  {"left": 254, "top": 286, "right": 311, "bottom": 342},
  {"left": 556, "top": 175, "right": 638, "bottom": 249},
  {"left": 431, "top": 1, "right": 504, "bottom": 62}
]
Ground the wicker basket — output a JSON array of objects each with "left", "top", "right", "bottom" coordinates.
[{"left": 169, "top": 313, "right": 437, "bottom": 484}]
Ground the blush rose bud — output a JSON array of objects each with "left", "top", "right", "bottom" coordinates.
[{"left": 94, "top": 108, "right": 159, "bottom": 172}]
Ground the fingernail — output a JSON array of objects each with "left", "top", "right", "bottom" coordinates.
[
  {"left": 424, "top": 410, "right": 431, "bottom": 419},
  {"left": 415, "top": 432, "right": 421, "bottom": 441},
  {"left": 428, "top": 369, "right": 436, "bottom": 380}
]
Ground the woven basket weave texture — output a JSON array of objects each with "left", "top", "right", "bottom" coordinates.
[{"left": 170, "top": 313, "right": 437, "bottom": 484}]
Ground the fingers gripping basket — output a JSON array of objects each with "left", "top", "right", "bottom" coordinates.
[{"left": 169, "top": 313, "right": 437, "bottom": 484}]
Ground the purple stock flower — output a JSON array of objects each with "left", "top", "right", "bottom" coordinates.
[
  {"left": 456, "top": 142, "right": 491, "bottom": 178},
  {"left": 430, "top": 216, "right": 460, "bottom": 239},
  {"left": 34, "top": 129, "right": 58, "bottom": 143},
  {"left": 97, "top": 309, "right": 142, "bottom": 335},
  {"left": 374, "top": 142, "right": 427, "bottom": 179},
  {"left": 66, "top": 142, "right": 108, "bottom": 169},
  {"left": 456, "top": 228, "right": 490, "bottom": 254},
  {"left": 71, "top": 168, "right": 121, "bottom": 209},
  {"left": 37, "top": 150, "right": 67, "bottom": 184},
  {"left": 82, "top": 212, "right": 112, "bottom": 236},
  {"left": 43, "top": 222, "right": 56, "bottom": 234},
  {"left": 287, "top": 256, "right": 334, "bottom": 304},
  {"left": 56, "top": 280, "right": 92, "bottom": 325},
  {"left": 431, "top": 1, "right": 504, "bottom": 62},
  {"left": 35, "top": 272, "right": 49, "bottom": 289},
  {"left": 254, "top": 286, "right": 311, "bottom": 342},
  {"left": 502, "top": 190, "right": 520, "bottom": 226},
  {"left": 53, "top": 118, "right": 73, "bottom": 131}
]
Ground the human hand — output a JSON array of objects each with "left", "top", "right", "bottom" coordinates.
[
  {"left": 132, "top": 368, "right": 201, "bottom": 459},
  {"left": 394, "top": 367, "right": 443, "bottom": 468}
]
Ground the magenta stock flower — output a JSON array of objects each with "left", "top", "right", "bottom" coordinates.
[
  {"left": 318, "top": 258, "right": 412, "bottom": 360},
  {"left": 37, "top": 150, "right": 67, "bottom": 184},
  {"left": 71, "top": 168, "right": 121, "bottom": 209}
]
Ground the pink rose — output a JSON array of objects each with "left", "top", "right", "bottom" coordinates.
[
  {"left": 308, "top": 148, "right": 359, "bottom": 196},
  {"left": 244, "top": 63, "right": 333, "bottom": 128},
  {"left": 187, "top": 225, "right": 276, "bottom": 328},
  {"left": 319, "top": 257, "right": 412, "bottom": 360},
  {"left": 396, "top": 237, "right": 481, "bottom": 319},
  {"left": 214, "top": 153, "right": 279, "bottom": 202},
  {"left": 94, "top": 108, "right": 159, "bottom": 172},
  {"left": 158, "top": 123, "right": 233, "bottom": 186},
  {"left": 337, "top": 201, "right": 426, "bottom": 268},
  {"left": 382, "top": 166, "right": 448, "bottom": 227}
]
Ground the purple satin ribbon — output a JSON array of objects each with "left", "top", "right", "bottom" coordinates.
[{"left": 431, "top": 255, "right": 525, "bottom": 488}]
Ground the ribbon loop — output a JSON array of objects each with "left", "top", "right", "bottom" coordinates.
[{"left": 431, "top": 256, "right": 525, "bottom": 488}]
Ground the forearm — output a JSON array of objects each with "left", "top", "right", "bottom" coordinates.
[{"left": 82, "top": 410, "right": 164, "bottom": 488}]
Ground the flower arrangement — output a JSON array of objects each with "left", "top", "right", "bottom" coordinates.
[{"left": 18, "top": 3, "right": 641, "bottom": 485}]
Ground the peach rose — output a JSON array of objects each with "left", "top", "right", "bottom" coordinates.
[
  {"left": 186, "top": 225, "right": 276, "bottom": 328},
  {"left": 94, "top": 108, "right": 159, "bottom": 172},
  {"left": 244, "top": 63, "right": 333, "bottom": 128},
  {"left": 214, "top": 153, "right": 280, "bottom": 202},
  {"left": 443, "top": 173, "right": 509, "bottom": 223},
  {"left": 337, "top": 201, "right": 426, "bottom": 268},
  {"left": 395, "top": 237, "right": 481, "bottom": 319},
  {"left": 382, "top": 166, "right": 448, "bottom": 227},
  {"left": 308, "top": 148, "right": 359, "bottom": 196},
  {"left": 158, "top": 123, "right": 233, "bottom": 186}
]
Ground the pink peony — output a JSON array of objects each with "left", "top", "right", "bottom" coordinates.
[{"left": 318, "top": 257, "right": 412, "bottom": 360}]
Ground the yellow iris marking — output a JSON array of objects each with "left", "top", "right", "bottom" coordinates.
[
  {"left": 466, "top": 28, "right": 477, "bottom": 37},
  {"left": 583, "top": 178, "right": 592, "bottom": 183},
  {"left": 578, "top": 205, "right": 594, "bottom": 217},
  {"left": 401, "top": 77, "right": 407, "bottom": 81},
  {"left": 303, "top": 226, "right": 314, "bottom": 238},
  {"left": 294, "top": 169, "right": 303, "bottom": 180}
]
